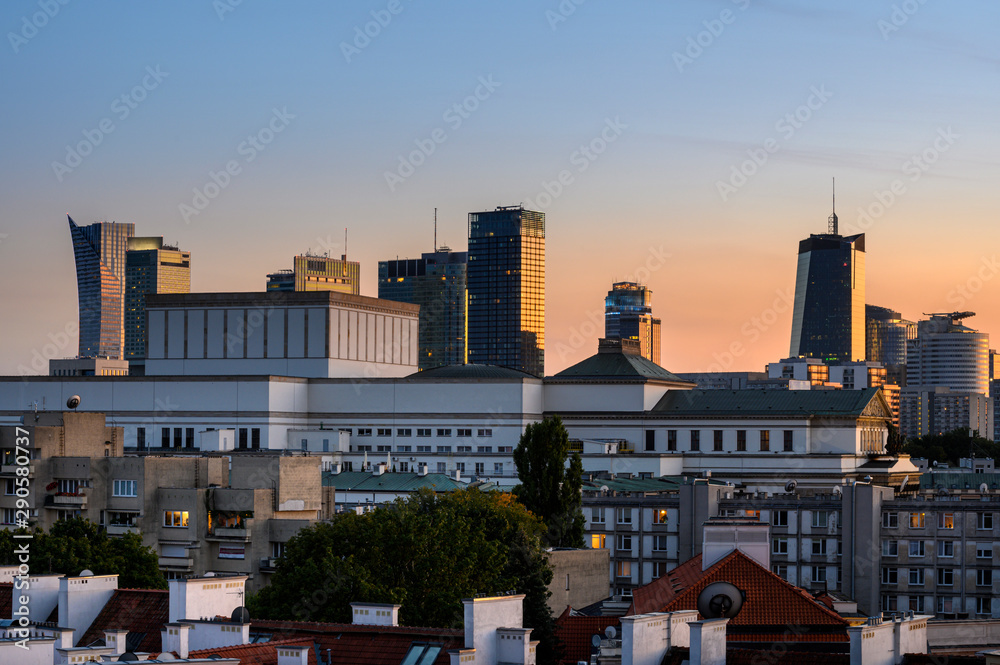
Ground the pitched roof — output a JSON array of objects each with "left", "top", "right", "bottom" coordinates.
[
  {"left": 582, "top": 476, "right": 726, "bottom": 494},
  {"left": 550, "top": 349, "right": 692, "bottom": 384},
  {"left": 0, "top": 583, "right": 11, "bottom": 617},
  {"left": 322, "top": 471, "right": 467, "bottom": 492},
  {"left": 652, "top": 387, "right": 885, "bottom": 418},
  {"left": 629, "top": 554, "right": 706, "bottom": 615},
  {"left": 76, "top": 588, "right": 170, "bottom": 653},
  {"left": 249, "top": 619, "right": 464, "bottom": 665},
  {"left": 186, "top": 636, "right": 318, "bottom": 665},
  {"left": 405, "top": 364, "right": 538, "bottom": 381}
]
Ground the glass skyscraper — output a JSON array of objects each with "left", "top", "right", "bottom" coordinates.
[
  {"left": 266, "top": 254, "right": 360, "bottom": 294},
  {"left": 467, "top": 206, "right": 545, "bottom": 377},
  {"left": 378, "top": 248, "right": 467, "bottom": 370},
  {"left": 125, "top": 237, "right": 191, "bottom": 368},
  {"left": 68, "top": 216, "right": 135, "bottom": 359},
  {"left": 605, "top": 282, "right": 661, "bottom": 365},
  {"left": 788, "top": 211, "right": 865, "bottom": 363}
]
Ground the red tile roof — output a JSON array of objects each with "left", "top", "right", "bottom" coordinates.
[
  {"left": 0, "top": 583, "right": 12, "bottom": 617},
  {"left": 629, "top": 554, "right": 706, "bottom": 616},
  {"left": 554, "top": 608, "right": 620, "bottom": 665},
  {"left": 186, "top": 636, "right": 318, "bottom": 665},
  {"left": 250, "top": 619, "right": 464, "bottom": 665},
  {"left": 76, "top": 588, "right": 170, "bottom": 653},
  {"left": 727, "top": 647, "right": 850, "bottom": 665}
]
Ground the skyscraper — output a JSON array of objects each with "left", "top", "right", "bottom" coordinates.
[
  {"left": 866, "top": 304, "right": 917, "bottom": 387},
  {"left": 605, "top": 282, "right": 661, "bottom": 365},
  {"left": 788, "top": 200, "right": 865, "bottom": 363},
  {"left": 124, "top": 237, "right": 191, "bottom": 371},
  {"left": 467, "top": 206, "right": 545, "bottom": 376},
  {"left": 266, "top": 254, "right": 360, "bottom": 294},
  {"left": 379, "top": 248, "right": 468, "bottom": 370},
  {"left": 68, "top": 216, "right": 134, "bottom": 359}
]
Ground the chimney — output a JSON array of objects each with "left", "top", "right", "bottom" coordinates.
[
  {"left": 689, "top": 618, "right": 728, "bottom": 665},
  {"left": 351, "top": 602, "right": 401, "bottom": 627},
  {"left": 463, "top": 594, "right": 526, "bottom": 665},
  {"left": 16, "top": 574, "right": 61, "bottom": 623},
  {"left": 162, "top": 623, "right": 191, "bottom": 659},
  {"left": 453, "top": 469, "right": 462, "bottom": 482},
  {"left": 373, "top": 463, "right": 385, "bottom": 476},
  {"left": 55, "top": 627, "right": 74, "bottom": 650},
  {"left": 621, "top": 610, "right": 697, "bottom": 665},
  {"left": 104, "top": 629, "right": 128, "bottom": 656},
  {"left": 168, "top": 575, "right": 248, "bottom": 623},
  {"left": 277, "top": 645, "right": 311, "bottom": 665},
  {"left": 58, "top": 573, "right": 118, "bottom": 638}
]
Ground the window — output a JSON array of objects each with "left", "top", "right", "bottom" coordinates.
[
  {"left": 937, "top": 597, "right": 955, "bottom": 613},
  {"left": 690, "top": 430, "right": 700, "bottom": 451},
  {"left": 475, "top": 463, "right": 484, "bottom": 475},
  {"left": 937, "top": 568, "right": 954, "bottom": 586},
  {"left": 113, "top": 480, "right": 137, "bottom": 498},
  {"left": 736, "top": 430, "right": 746, "bottom": 452},
  {"left": 136, "top": 426, "right": 146, "bottom": 450},
  {"left": 615, "top": 561, "right": 631, "bottom": 578},
  {"left": 397, "top": 428, "right": 412, "bottom": 437},
  {"left": 416, "top": 445, "right": 431, "bottom": 453},
  {"left": 938, "top": 513, "right": 954, "bottom": 529},
  {"left": 772, "top": 564, "right": 788, "bottom": 579},
  {"left": 909, "top": 596, "right": 925, "bottom": 613},
  {"left": 652, "top": 562, "right": 668, "bottom": 579},
  {"left": 883, "top": 512, "right": 898, "bottom": 528},
  {"left": 772, "top": 510, "right": 788, "bottom": 527},
  {"left": 909, "top": 512, "right": 925, "bottom": 529},
  {"left": 457, "top": 429, "right": 472, "bottom": 437},
  {"left": 976, "top": 597, "right": 991, "bottom": 615},
  {"left": 477, "top": 429, "right": 492, "bottom": 437},
  {"left": 881, "top": 567, "right": 898, "bottom": 585},
  {"left": 436, "top": 446, "right": 451, "bottom": 453},
  {"left": 977, "top": 569, "right": 993, "bottom": 587},
  {"left": 713, "top": 430, "right": 723, "bottom": 451},
  {"left": 174, "top": 427, "right": 183, "bottom": 448},
  {"left": 357, "top": 428, "right": 372, "bottom": 437},
  {"left": 455, "top": 462, "right": 465, "bottom": 473},
  {"left": 356, "top": 445, "right": 372, "bottom": 452},
  {"left": 2, "top": 508, "right": 16, "bottom": 525},
  {"left": 773, "top": 538, "right": 788, "bottom": 555},
  {"left": 667, "top": 430, "right": 677, "bottom": 451},
  {"left": 652, "top": 535, "right": 668, "bottom": 551},
  {"left": 617, "top": 507, "right": 632, "bottom": 524},
  {"left": 759, "top": 430, "right": 770, "bottom": 452},
  {"left": 783, "top": 430, "right": 793, "bottom": 452},
  {"left": 813, "top": 539, "right": 829, "bottom": 556},
  {"left": 882, "top": 540, "right": 898, "bottom": 557},
  {"left": 436, "top": 462, "right": 446, "bottom": 473},
  {"left": 161, "top": 428, "right": 170, "bottom": 447},
  {"left": 591, "top": 507, "right": 605, "bottom": 524},
  {"left": 437, "top": 429, "right": 451, "bottom": 437},
  {"left": 812, "top": 511, "right": 829, "bottom": 528},
  {"left": 251, "top": 428, "right": 260, "bottom": 449},
  {"left": 938, "top": 541, "right": 954, "bottom": 558},
  {"left": 646, "top": 430, "right": 656, "bottom": 452},
  {"left": 493, "top": 462, "right": 503, "bottom": 474},
  {"left": 591, "top": 534, "right": 606, "bottom": 549},
  {"left": 399, "top": 462, "right": 409, "bottom": 472},
  {"left": 417, "top": 429, "right": 431, "bottom": 437},
  {"left": 377, "top": 428, "right": 391, "bottom": 437},
  {"left": 272, "top": 541, "right": 286, "bottom": 559},
  {"left": 909, "top": 540, "right": 925, "bottom": 557},
  {"left": 376, "top": 445, "right": 391, "bottom": 452},
  {"left": 106, "top": 511, "right": 137, "bottom": 527},
  {"left": 56, "top": 479, "right": 81, "bottom": 494},
  {"left": 498, "top": 446, "right": 512, "bottom": 453},
  {"left": 456, "top": 446, "right": 472, "bottom": 453},
  {"left": 164, "top": 510, "right": 189, "bottom": 527},
  {"left": 881, "top": 595, "right": 897, "bottom": 612},
  {"left": 476, "top": 446, "right": 492, "bottom": 453},
  {"left": 977, "top": 543, "right": 993, "bottom": 559},
  {"left": 812, "top": 567, "right": 827, "bottom": 584},
  {"left": 909, "top": 568, "right": 924, "bottom": 585},
  {"left": 978, "top": 513, "right": 994, "bottom": 530},
  {"left": 616, "top": 534, "right": 632, "bottom": 551},
  {"left": 653, "top": 508, "right": 668, "bottom": 525},
  {"left": 185, "top": 427, "right": 195, "bottom": 448},
  {"left": 397, "top": 445, "right": 411, "bottom": 453}
]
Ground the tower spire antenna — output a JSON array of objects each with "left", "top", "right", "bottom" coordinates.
[
  {"left": 434, "top": 207, "right": 437, "bottom": 252},
  {"left": 828, "top": 177, "right": 838, "bottom": 235}
]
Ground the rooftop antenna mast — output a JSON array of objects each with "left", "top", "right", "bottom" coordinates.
[
  {"left": 344, "top": 228, "right": 348, "bottom": 260},
  {"left": 828, "top": 177, "right": 838, "bottom": 235},
  {"left": 434, "top": 207, "right": 437, "bottom": 252}
]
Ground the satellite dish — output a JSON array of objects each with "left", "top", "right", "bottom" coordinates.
[
  {"left": 67, "top": 395, "right": 81, "bottom": 410},
  {"left": 231, "top": 606, "right": 251, "bottom": 623},
  {"left": 938, "top": 487, "right": 948, "bottom": 496},
  {"left": 591, "top": 634, "right": 602, "bottom": 648},
  {"left": 604, "top": 625, "right": 617, "bottom": 639},
  {"left": 118, "top": 653, "right": 139, "bottom": 662},
  {"left": 697, "top": 581, "right": 745, "bottom": 619},
  {"left": 785, "top": 480, "right": 797, "bottom": 492},
  {"left": 79, "top": 569, "right": 94, "bottom": 577},
  {"left": 863, "top": 475, "right": 873, "bottom": 483},
  {"left": 204, "top": 571, "right": 216, "bottom": 577},
  {"left": 980, "top": 483, "right": 989, "bottom": 493},
  {"left": 600, "top": 485, "right": 609, "bottom": 493}
]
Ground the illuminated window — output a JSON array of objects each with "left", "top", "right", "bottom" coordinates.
[
  {"left": 164, "top": 510, "right": 189, "bottom": 528},
  {"left": 909, "top": 512, "right": 925, "bottom": 529},
  {"left": 653, "top": 509, "right": 668, "bottom": 525},
  {"left": 591, "top": 534, "right": 606, "bottom": 549}
]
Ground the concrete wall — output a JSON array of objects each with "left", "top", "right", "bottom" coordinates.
[{"left": 546, "top": 548, "right": 610, "bottom": 615}]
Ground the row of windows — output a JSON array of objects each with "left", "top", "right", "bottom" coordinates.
[
  {"left": 355, "top": 428, "right": 493, "bottom": 438},
  {"left": 883, "top": 512, "right": 993, "bottom": 529},
  {"left": 592, "top": 533, "right": 671, "bottom": 552},
  {"left": 655, "top": 429, "right": 794, "bottom": 452},
  {"left": 883, "top": 595, "right": 993, "bottom": 615},
  {"left": 772, "top": 538, "right": 842, "bottom": 556},
  {"left": 881, "top": 567, "right": 994, "bottom": 587},
  {"left": 138, "top": 427, "right": 261, "bottom": 450},
  {"left": 883, "top": 540, "right": 994, "bottom": 558},
  {"left": 590, "top": 507, "right": 668, "bottom": 525}
]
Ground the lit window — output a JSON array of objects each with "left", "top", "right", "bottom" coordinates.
[{"left": 164, "top": 510, "right": 189, "bottom": 528}]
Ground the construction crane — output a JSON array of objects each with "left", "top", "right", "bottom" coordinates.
[{"left": 922, "top": 311, "right": 975, "bottom": 320}]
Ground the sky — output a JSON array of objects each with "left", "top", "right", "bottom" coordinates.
[{"left": 2, "top": 0, "right": 998, "bottom": 377}]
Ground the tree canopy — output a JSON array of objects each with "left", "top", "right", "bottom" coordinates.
[
  {"left": 902, "top": 428, "right": 1000, "bottom": 467},
  {"left": 0, "top": 518, "right": 165, "bottom": 589},
  {"left": 248, "top": 488, "right": 560, "bottom": 663},
  {"left": 512, "top": 415, "right": 585, "bottom": 548}
]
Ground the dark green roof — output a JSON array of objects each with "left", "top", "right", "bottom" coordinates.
[
  {"left": 919, "top": 472, "right": 1000, "bottom": 490},
  {"left": 406, "top": 364, "right": 538, "bottom": 380},
  {"left": 652, "top": 387, "right": 885, "bottom": 417},
  {"left": 551, "top": 352, "right": 692, "bottom": 383},
  {"left": 322, "top": 471, "right": 467, "bottom": 492},
  {"left": 582, "top": 475, "right": 726, "bottom": 493}
]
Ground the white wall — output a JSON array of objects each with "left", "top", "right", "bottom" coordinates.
[
  {"left": 168, "top": 576, "right": 248, "bottom": 623},
  {"left": 58, "top": 574, "right": 118, "bottom": 638}
]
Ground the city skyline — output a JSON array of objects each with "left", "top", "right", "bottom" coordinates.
[{"left": 3, "top": 2, "right": 999, "bottom": 376}]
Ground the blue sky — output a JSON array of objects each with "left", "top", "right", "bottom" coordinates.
[{"left": 2, "top": 0, "right": 998, "bottom": 375}]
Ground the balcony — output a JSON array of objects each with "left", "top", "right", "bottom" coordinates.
[
  {"left": 106, "top": 525, "right": 139, "bottom": 536},
  {"left": 259, "top": 557, "right": 278, "bottom": 572},
  {"left": 207, "top": 526, "right": 251, "bottom": 541},
  {"left": 44, "top": 492, "right": 87, "bottom": 509},
  {"left": 0, "top": 464, "right": 31, "bottom": 476},
  {"left": 158, "top": 556, "right": 194, "bottom": 569}
]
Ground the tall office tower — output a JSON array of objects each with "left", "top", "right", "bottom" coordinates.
[
  {"left": 379, "top": 248, "right": 468, "bottom": 370},
  {"left": 68, "top": 216, "right": 135, "bottom": 359},
  {"left": 467, "top": 206, "right": 545, "bottom": 376},
  {"left": 266, "top": 254, "right": 360, "bottom": 294},
  {"left": 788, "top": 198, "right": 865, "bottom": 363},
  {"left": 866, "top": 304, "right": 917, "bottom": 386},
  {"left": 605, "top": 282, "right": 661, "bottom": 365},
  {"left": 124, "top": 237, "right": 191, "bottom": 372}
]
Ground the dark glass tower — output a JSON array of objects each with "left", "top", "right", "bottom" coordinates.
[
  {"left": 68, "top": 215, "right": 135, "bottom": 358},
  {"left": 467, "top": 206, "right": 545, "bottom": 376},
  {"left": 125, "top": 237, "right": 191, "bottom": 368},
  {"left": 379, "top": 248, "right": 468, "bottom": 370},
  {"left": 788, "top": 205, "right": 865, "bottom": 363},
  {"left": 605, "top": 282, "right": 661, "bottom": 365}
]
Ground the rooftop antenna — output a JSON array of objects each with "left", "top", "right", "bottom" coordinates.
[
  {"left": 344, "top": 228, "right": 348, "bottom": 260},
  {"left": 828, "top": 177, "right": 838, "bottom": 235},
  {"left": 434, "top": 207, "right": 438, "bottom": 252}
]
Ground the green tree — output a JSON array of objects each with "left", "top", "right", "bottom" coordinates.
[
  {"left": 0, "top": 518, "right": 165, "bottom": 589},
  {"left": 902, "top": 428, "right": 1000, "bottom": 467},
  {"left": 512, "top": 415, "right": 585, "bottom": 548},
  {"left": 249, "top": 488, "right": 561, "bottom": 664}
]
